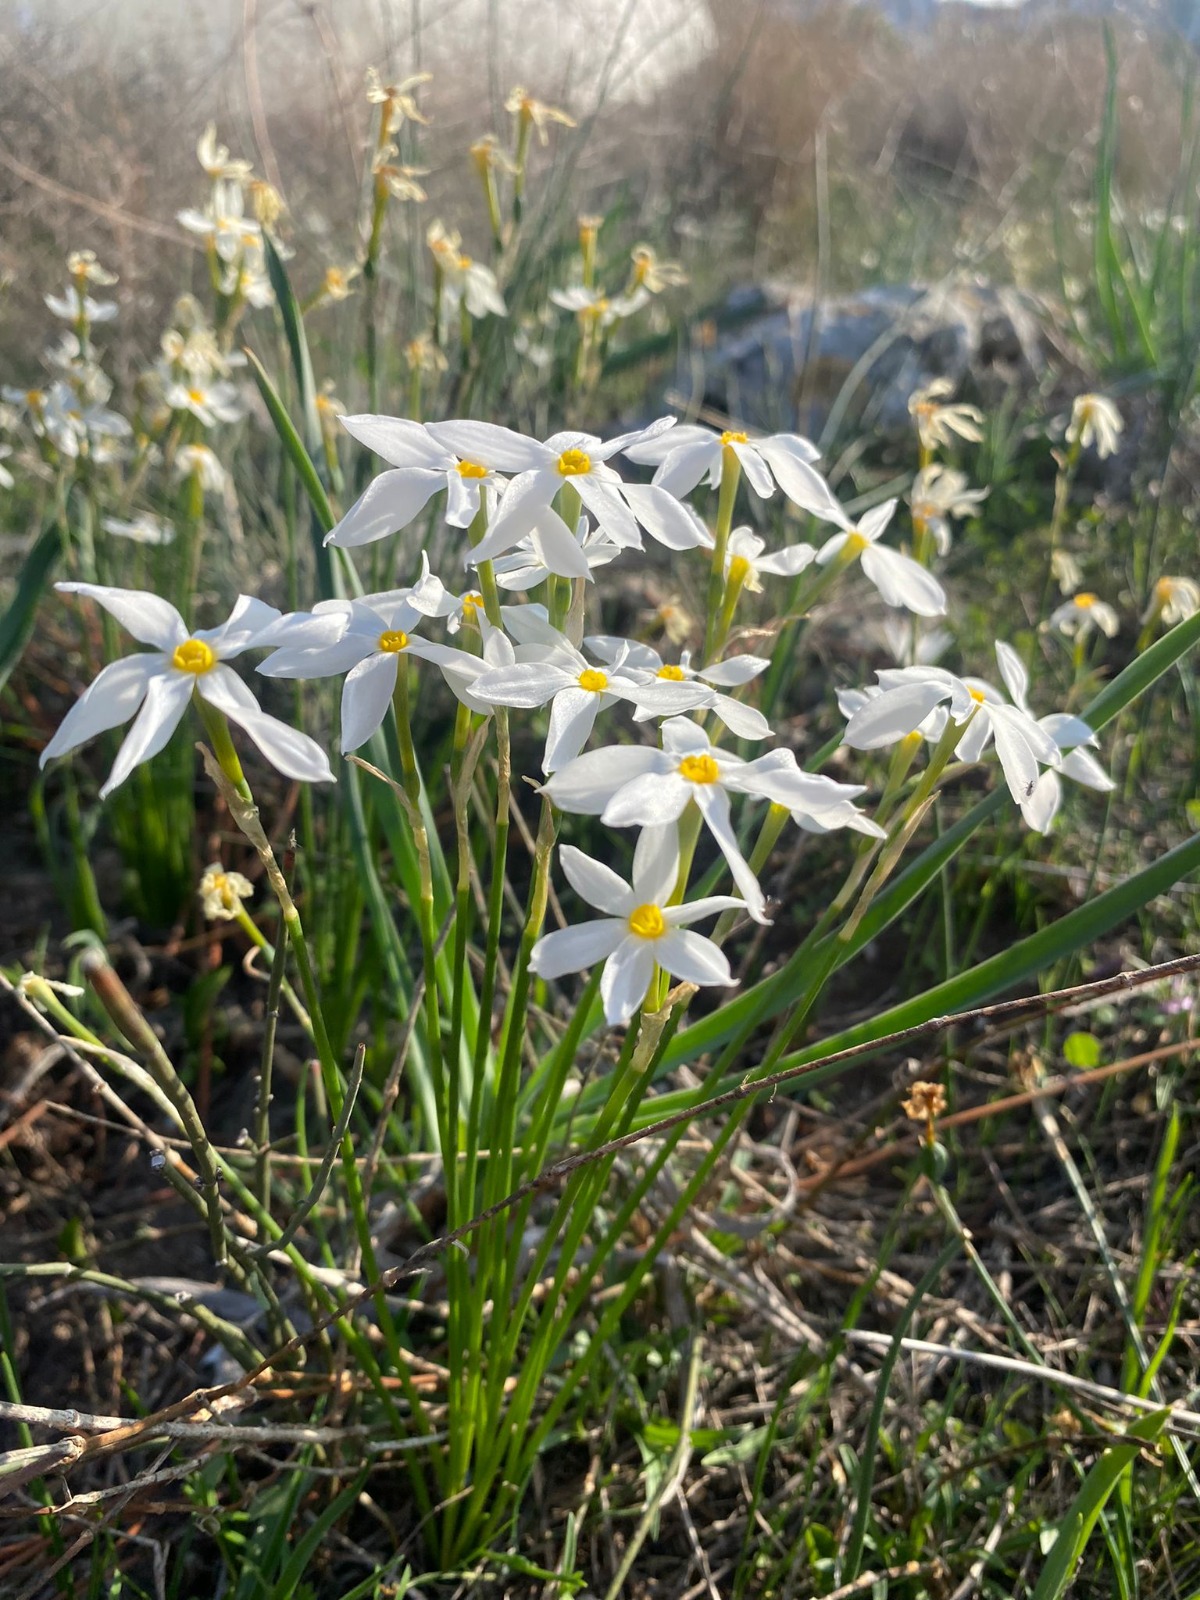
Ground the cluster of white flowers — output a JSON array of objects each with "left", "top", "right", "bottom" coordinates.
[{"left": 38, "top": 397, "right": 1134, "bottom": 1026}]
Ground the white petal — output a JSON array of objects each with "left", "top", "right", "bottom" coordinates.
[
  {"left": 662, "top": 894, "right": 744, "bottom": 926},
  {"left": 586, "top": 635, "right": 662, "bottom": 671},
  {"left": 541, "top": 745, "right": 666, "bottom": 814},
  {"left": 843, "top": 682, "right": 950, "bottom": 748},
  {"left": 56, "top": 582, "right": 187, "bottom": 651},
  {"left": 338, "top": 651, "right": 399, "bottom": 752},
  {"left": 650, "top": 436, "right": 721, "bottom": 498},
  {"left": 205, "top": 595, "right": 283, "bottom": 657},
  {"left": 530, "top": 919, "right": 626, "bottom": 981},
  {"left": 325, "top": 468, "right": 445, "bottom": 547},
  {"left": 471, "top": 660, "right": 573, "bottom": 709},
  {"left": 1039, "top": 711, "right": 1096, "bottom": 751},
  {"left": 623, "top": 424, "right": 712, "bottom": 468},
  {"left": 258, "top": 635, "right": 375, "bottom": 680},
  {"left": 597, "top": 415, "right": 677, "bottom": 459},
  {"left": 41, "top": 654, "right": 161, "bottom": 763},
  {"left": 621, "top": 482, "right": 709, "bottom": 551},
  {"left": 753, "top": 543, "right": 818, "bottom": 577},
  {"left": 558, "top": 845, "right": 635, "bottom": 917},
  {"left": 630, "top": 824, "right": 680, "bottom": 904},
  {"left": 498, "top": 602, "right": 560, "bottom": 647},
  {"left": 755, "top": 447, "right": 842, "bottom": 520},
  {"left": 200, "top": 669, "right": 335, "bottom": 782},
  {"left": 627, "top": 681, "right": 715, "bottom": 720},
  {"left": 988, "top": 713, "right": 1040, "bottom": 805},
  {"left": 1021, "top": 770, "right": 1062, "bottom": 832},
  {"left": 99, "top": 672, "right": 193, "bottom": 797},
  {"left": 956, "top": 712, "right": 992, "bottom": 763},
  {"left": 731, "top": 441, "right": 775, "bottom": 498},
  {"left": 712, "top": 694, "right": 771, "bottom": 740},
  {"left": 701, "top": 655, "right": 769, "bottom": 687},
  {"left": 600, "top": 939, "right": 656, "bottom": 1026},
  {"left": 858, "top": 499, "right": 899, "bottom": 543},
  {"left": 340, "top": 415, "right": 449, "bottom": 469},
  {"left": 860, "top": 545, "right": 947, "bottom": 617},
  {"left": 994, "top": 641, "right": 1029, "bottom": 710},
  {"left": 1060, "top": 747, "right": 1115, "bottom": 791},
  {"left": 528, "top": 508, "right": 594, "bottom": 579},
  {"left": 991, "top": 703, "right": 1062, "bottom": 767},
  {"left": 602, "top": 769, "right": 693, "bottom": 827},
  {"left": 544, "top": 687, "right": 602, "bottom": 772},
  {"left": 817, "top": 532, "right": 850, "bottom": 563},
  {"left": 426, "top": 420, "right": 548, "bottom": 472},
  {"left": 655, "top": 927, "right": 734, "bottom": 986},
  {"left": 659, "top": 716, "right": 710, "bottom": 755},
  {"left": 694, "top": 784, "right": 769, "bottom": 924},
  {"left": 471, "top": 470, "right": 557, "bottom": 559},
  {"left": 575, "top": 476, "right": 642, "bottom": 549},
  {"left": 445, "top": 469, "right": 482, "bottom": 528}
]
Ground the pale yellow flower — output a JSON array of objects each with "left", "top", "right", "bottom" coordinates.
[
  {"left": 372, "top": 146, "right": 429, "bottom": 202},
  {"left": 505, "top": 86, "right": 576, "bottom": 144},
  {"left": 248, "top": 179, "right": 284, "bottom": 229},
  {"left": 366, "top": 68, "right": 431, "bottom": 130},
  {"left": 470, "top": 134, "right": 515, "bottom": 176},
  {"left": 67, "top": 250, "right": 118, "bottom": 287},
  {"left": 404, "top": 334, "right": 449, "bottom": 376},
  {"left": 1066, "top": 394, "right": 1123, "bottom": 459},
  {"left": 1144, "top": 575, "right": 1199, "bottom": 627},
  {"left": 630, "top": 245, "right": 687, "bottom": 293},
  {"left": 319, "top": 264, "right": 361, "bottom": 303},
  {"left": 199, "top": 865, "right": 254, "bottom": 921},
  {"left": 196, "top": 124, "right": 254, "bottom": 183},
  {"left": 908, "top": 378, "right": 984, "bottom": 452},
  {"left": 1050, "top": 549, "right": 1083, "bottom": 595}
]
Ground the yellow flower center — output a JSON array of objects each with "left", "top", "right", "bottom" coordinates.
[
  {"left": 720, "top": 430, "right": 748, "bottom": 446},
  {"left": 456, "top": 460, "right": 489, "bottom": 479},
  {"left": 172, "top": 638, "right": 216, "bottom": 675},
  {"left": 26, "top": 389, "right": 44, "bottom": 408},
  {"left": 969, "top": 687, "right": 987, "bottom": 704},
  {"left": 578, "top": 668, "right": 608, "bottom": 693},
  {"left": 377, "top": 630, "right": 409, "bottom": 653},
  {"left": 627, "top": 903, "right": 666, "bottom": 940},
  {"left": 1074, "top": 592, "right": 1097, "bottom": 609},
  {"left": 457, "top": 252, "right": 473, "bottom": 271},
  {"left": 728, "top": 554, "right": 752, "bottom": 586},
  {"left": 1155, "top": 577, "right": 1175, "bottom": 603},
  {"left": 657, "top": 664, "right": 686, "bottom": 681},
  {"left": 679, "top": 752, "right": 720, "bottom": 784},
  {"left": 557, "top": 447, "right": 592, "bottom": 477},
  {"left": 326, "top": 269, "right": 346, "bottom": 291},
  {"left": 846, "top": 531, "right": 869, "bottom": 555},
  {"left": 460, "top": 592, "right": 483, "bottom": 616},
  {"left": 187, "top": 388, "right": 206, "bottom": 405}
]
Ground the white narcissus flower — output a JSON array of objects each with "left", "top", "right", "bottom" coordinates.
[
  {"left": 549, "top": 285, "right": 650, "bottom": 328},
  {"left": 470, "top": 635, "right": 676, "bottom": 773},
  {"left": 844, "top": 656, "right": 1063, "bottom": 806},
  {"left": 433, "top": 417, "right": 703, "bottom": 560},
  {"left": 908, "top": 379, "right": 985, "bottom": 452},
  {"left": 528, "top": 828, "right": 742, "bottom": 1026},
  {"left": 1047, "top": 592, "right": 1120, "bottom": 640},
  {"left": 102, "top": 513, "right": 175, "bottom": 546},
  {"left": 164, "top": 377, "right": 244, "bottom": 428},
  {"left": 41, "top": 584, "right": 332, "bottom": 798},
  {"left": 255, "top": 584, "right": 469, "bottom": 754},
  {"left": 621, "top": 422, "right": 825, "bottom": 511},
  {"left": 1067, "top": 394, "right": 1123, "bottom": 459},
  {"left": 807, "top": 490, "right": 947, "bottom": 618},
  {"left": 1144, "top": 576, "right": 1200, "bottom": 628},
  {"left": 196, "top": 124, "right": 254, "bottom": 183},
  {"left": 909, "top": 465, "right": 988, "bottom": 556},
  {"left": 991, "top": 642, "right": 1114, "bottom": 832},
  {"left": 45, "top": 285, "right": 119, "bottom": 324},
  {"left": 0, "top": 445, "right": 13, "bottom": 491},
  {"left": 174, "top": 444, "right": 228, "bottom": 493},
  {"left": 427, "top": 222, "right": 506, "bottom": 322},
  {"left": 585, "top": 636, "right": 772, "bottom": 741},
  {"left": 722, "top": 526, "right": 817, "bottom": 592},
  {"left": 327, "top": 415, "right": 506, "bottom": 547},
  {"left": 178, "top": 180, "right": 261, "bottom": 264},
  {"left": 199, "top": 864, "right": 255, "bottom": 920}
]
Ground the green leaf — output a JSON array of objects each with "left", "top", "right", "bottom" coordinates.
[
  {"left": 0, "top": 520, "right": 62, "bottom": 695},
  {"left": 263, "top": 230, "right": 321, "bottom": 457},
  {"left": 1030, "top": 1408, "right": 1169, "bottom": 1600},
  {"left": 1063, "top": 1031, "right": 1102, "bottom": 1069}
]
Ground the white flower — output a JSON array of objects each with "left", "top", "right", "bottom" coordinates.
[
  {"left": 0, "top": 445, "right": 13, "bottom": 491},
  {"left": 1067, "top": 394, "right": 1123, "bottom": 459},
  {"left": 41, "top": 382, "right": 131, "bottom": 459},
  {"left": 723, "top": 526, "right": 817, "bottom": 591},
  {"left": 809, "top": 493, "right": 947, "bottom": 617},
  {"left": 427, "top": 222, "right": 507, "bottom": 322},
  {"left": 432, "top": 417, "right": 704, "bottom": 561},
  {"left": 41, "top": 584, "right": 332, "bottom": 798},
  {"left": 1050, "top": 549, "right": 1083, "bottom": 595},
  {"left": 469, "top": 636, "right": 666, "bottom": 773},
  {"left": 1047, "top": 592, "right": 1120, "bottom": 640},
  {"left": 327, "top": 414, "right": 506, "bottom": 546},
  {"left": 44, "top": 285, "right": 118, "bottom": 324},
  {"left": 164, "top": 377, "right": 244, "bottom": 428},
  {"left": 990, "top": 642, "right": 1113, "bottom": 832},
  {"left": 493, "top": 515, "right": 624, "bottom": 590},
  {"left": 1145, "top": 576, "right": 1200, "bottom": 627},
  {"left": 622, "top": 422, "right": 825, "bottom": 509},
  {"left": 66, "top": 250, "right": 118, "bottom": 287},
  {"left": 909, "top": 465, "right": 988, "bottom": 556},
  {"left": 843, "top": 653, "right": 1062, "bottom": 806},
  {"left": 175, "top": 444, "right": 228, "bottom": 493},
  {"left": 177, "top": 181, "right": 261, "bottom": 265},
  {"left": 528, "top": 829, "right": 741, "bottom": 1026},
  {"left": 585, "top": 636, "right": 772, "bottom": 741},
  {"left": 256, "top": 588, "right": 471, "bottom": 754},
  {"left": 196, "top": 124, "right": 254, "bottom": 183},
  {"left": 199, "top": 864, "right": 254, "bottom": 920},
  {"left": 549, "top": 285, "right": 650, "bottom": 328},
  {"left": 908, "top": 379, "right": 984, "bottom": 452},
  {"left": 102, "top": 513, "right": 175, "bottom": 546}
]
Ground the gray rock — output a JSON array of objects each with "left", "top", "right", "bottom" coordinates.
[{"left": 675, "top": 278, "right": 1054, "bottom": 443}]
